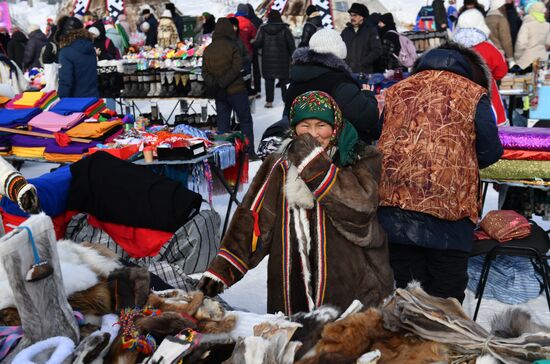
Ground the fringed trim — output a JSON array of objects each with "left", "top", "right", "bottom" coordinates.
[
  {"left": 313, "top": 164, "right": 339, "bottom": 200},
  {"left": 315, "top": 203, "right": 327, "bottom": 307},
  {"left": 293, "top": 207, "right": 315, "bottom": 312},
  {"left": 281, "top": 166, "right": 292, "bottom": 315},
  {"left": 203, "top": 270, "right": 230, "bottom": 288},
  {"left": 218, "top": 248, "right": 248, "bottom": 276}
]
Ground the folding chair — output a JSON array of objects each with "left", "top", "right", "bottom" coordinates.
[{"left": 470, "top": 222, "right": 550, "bottom": 321}]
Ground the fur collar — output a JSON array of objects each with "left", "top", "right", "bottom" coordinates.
[
  {"left": 285, "top": 164, "right": 315, "bottom": 210},
  {"left": 292, "top": 48, "right": 353, "bottom": 76}
]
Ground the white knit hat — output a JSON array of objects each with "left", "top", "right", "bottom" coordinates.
[
  {"left": 456, "top": 9, "right": 491, "bottom": 37},
  {"left": 88, "top": 26, "right": 100, "bottom": 37},
  {"left": 309, "top": 28, "right": 347, "bottom": 60}
]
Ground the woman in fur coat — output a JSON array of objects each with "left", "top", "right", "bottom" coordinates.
[
  {"left": 198, "top": 91, "right": 394, "bottom": 315},
  {"left": 158, "top": 10, "right": 180, "bottom": 48}
]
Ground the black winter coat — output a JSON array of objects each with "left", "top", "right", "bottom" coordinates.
[
  {"left": 23, "top": 30, "right": 48, "bottom": 70},
  {"left": 375, "top": 25, "right": 401, "bottom": 72},
  {"left": 172, "top": 12, "right": 185, "bottom": 40},
  {"left": 505, "top": 3, "right": 522, "bottom": 48},
  {"left": 285, "top": 48, "right": 380, "bottom": 142},
  {"left": 7, "top": 31, "right": 27, "bottom": 70},
  {"left": 255, "top": 22, "right": 295, "bottom": 79},
  {"left": 299, "top": 16, "right": 322, "bottom": 47},
  {"left": 341, "top": 23, "right": 382, "bottom": 74},
  {"left": 145, "top": 15, "right": 158, "bottom": 47},
  {"left": 432, "top": 0, "right": 448, "bottom": 31},
  {"left": 378, "top": 47, "right": 503, "bottom": 253},
  {"left": 0, "top": 32, "right": 9, "bottom": 55},
  {"left": 58, "top": 35, "right": 98, "bottom": 98}
]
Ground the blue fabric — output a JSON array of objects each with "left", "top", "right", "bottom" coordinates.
[
  {"left": 58, "top": 39, "right": 99, "bottom": 98},
  {"left": 0, "top": 165, "right": 72, "bottom": 217},
  {"left": 467, "top": 255, "right": 544, "bottom": 304},
  {"left": 50, "top": 97, "right": 99, "bottom": 115},
  {"left": 0, "top": 108, "right": 42, "bottom": 127}
]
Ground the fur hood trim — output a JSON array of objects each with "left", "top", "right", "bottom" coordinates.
[
  {"left": 292, "top": 48, "right": 354, "bottom": 76},
  {"left": 58, "top": 29, "right": 94, "bottom": 48},
  {"left": 412, "top": 41, "right": 492, "bottom": 96}
]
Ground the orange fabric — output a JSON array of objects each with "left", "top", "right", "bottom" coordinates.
[
  {"left": 378, "top": 70, "right": 486, "bottom": 223},
  {"left": 44, "top": 153, "right": 84, "bottom": 163},
  {"left": 501, "top": 149, "right": 550, "bottom": 161},
  {"left": 87, "top": 215, "right": 173, "bottom": 258},
  {"left": 66, "top": 120, "right": 122, "bottom": 138}
]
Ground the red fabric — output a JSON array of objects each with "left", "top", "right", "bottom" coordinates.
[
  {"left": 235, "top": 15, "right": 257, "bottom": 55},
  {"left": 479, "top": 210, "right": 531, "bottom": 243},
  {"left": 0, "top": 209, "right": 76, "bottom": 240},
  {"left": 502, "top": 149, "right": 550, "bottom": 161},
  {"left": 54, "top": 132, "right": 72, "bottom": 147},
  {"left": 87, "top": 215, "right": 172, "bottom": 258},
  {"left": 473, "top": 42, "right": 508, "bottom": 126}
]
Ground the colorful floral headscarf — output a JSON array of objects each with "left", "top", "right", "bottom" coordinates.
[{"left": 289, "top": 91, "right": 359, "bottom": 166}]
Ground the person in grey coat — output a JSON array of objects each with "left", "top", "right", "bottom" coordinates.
[{"left": 340, "top": 3, "right": 382, "bottom": 74}]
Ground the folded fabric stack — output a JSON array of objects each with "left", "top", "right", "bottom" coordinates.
[
  {"left": 480, "top": 127, "right": 550, "bottom": 184},
  {"left": 0, "top": 108, "right": 42, "bottom": 128},
  {"left": 84, "top": 99, "right": 107, "bottom": 117},
  {"left": 5, "top": 90, "right": 58, "bottom": 110},
  {"left": 66, "top": 119, "right": 123, "bottom": 141},
  {"left": 50, "top": 97, "right": 100, "bottom": 116},
  {"left": 28, "top": 111, "right": 86, "bottom": 132},
  {"left": 10, "top": 134, "right": 98, "bottom": 162}
]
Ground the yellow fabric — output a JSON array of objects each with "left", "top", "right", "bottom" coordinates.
[
  {"left": 13, "top": 92, "right": 45, "bottom": 107},
  {"left": 44, "top": 153, "right": 83, "bottom": 163},
  {"left": 0, "top": 96, "right": 10, "bottom": 104},
  {"left": 12, "top": 146, "right": 45, "bottom": 158},
  {"left": 66, "top": 120, "right": 122, "bottom": 138}
]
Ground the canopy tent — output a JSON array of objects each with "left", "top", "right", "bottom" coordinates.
[{"left": 256, "top": 0, "right": 389, "bottom": 31}]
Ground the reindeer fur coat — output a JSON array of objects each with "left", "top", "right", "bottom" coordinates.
[{"left": 205, "top": 137, "right": 394, "bottom": 315}]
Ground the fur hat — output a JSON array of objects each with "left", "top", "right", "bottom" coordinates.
[
  {"left": 348, "top": 2, "right": 369, "bottom": 18},
  {"left": 162, "top": 9, "right": 172, "bottom": 18},
  {"left": 27, "top": 24, "right": 40, "bottom": 33},
  {"left": 309, "top": 28, "right": 347, "bottom": 60},
  {"left": 456, "top": 8, "right": 490, "bottom": 36}
]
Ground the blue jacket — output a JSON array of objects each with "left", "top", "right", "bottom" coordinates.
[
  {"left": 58, "top": 38, "right": 99, "bottom": 98},
  {"left": 378, "top": 44, "right": 503, "bottom": 253}
]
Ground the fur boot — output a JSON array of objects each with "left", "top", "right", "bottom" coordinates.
[{"left": 0, "top": 214, "right": 79, "bottom": 362}]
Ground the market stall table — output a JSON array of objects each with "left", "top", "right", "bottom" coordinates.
[{"left": 499, "top": 89, "right": 530, "bottom": 125}]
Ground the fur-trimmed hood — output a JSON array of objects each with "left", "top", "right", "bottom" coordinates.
[
  {"left": 292, "top": 47, "right": 353, "bottom": 76},
  {"left": 412, "top": 41, "right": 491, "bottom": 94},
  {"left": 57, "top": 28, "right": 94, "bottom": 48}
]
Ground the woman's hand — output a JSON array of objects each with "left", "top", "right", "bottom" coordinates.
[{"left": 286, "top": 133, "right": 323, "bottom": 167}]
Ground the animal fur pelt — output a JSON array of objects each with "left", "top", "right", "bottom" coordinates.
[
  {"left": 108, "top": 266, "right": 150, "bottom": 312},
  {"left": 148, "top": 290, "right": 237, "bottom": 334},
  {"left": 222, "top": 332, "right": 301, "bottom": 364},
  {"left": 490, "top": 308, "right": 550, "bottom": 338},
  {"left": 68, "top": 281, "right": 112, "bottom": 316},
  {"left": 73, "top": 332, "right": 111, "bottom": 364},
  {"left": 295, "top": 308, "right": 448, "bottom": 364},
  {"left": 0, "top": 307, "right": 20, "bottom": 326},
  {"left": 290, "top": 305, "right": 341, "bottom": 361},
  {"left": 0, "top": 238, "right": 121, "bottom": 311}
]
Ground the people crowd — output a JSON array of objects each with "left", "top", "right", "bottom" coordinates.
[{"left": 0, "top": 0, "right": 548, "bottom": 313}]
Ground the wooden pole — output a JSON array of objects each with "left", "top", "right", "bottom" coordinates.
[{"left": 0, "top": 127, "right": 93, "bottom": 143}]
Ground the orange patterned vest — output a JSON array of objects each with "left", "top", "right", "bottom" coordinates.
[{"left": 378, "top": 70, "right": 487, "bottom": 223}]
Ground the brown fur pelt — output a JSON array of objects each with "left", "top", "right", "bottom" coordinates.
[
  {"left": 68, "top": 281, "right": 112, "bottom": 316},
  {"left": 147, "top": 290, "right": 237, "bottom": 334},
  {"left": 0, "top": 307, "right": 21, "bottom": 326},
  {"left": 108, "top": 267, "right": 150, "bottom": 312},
  {"left": 296, "top": 308, "right": 448, "bottom": 364},
  {"left": 135, "top": 312, "right": 197, "bottom": 336}
]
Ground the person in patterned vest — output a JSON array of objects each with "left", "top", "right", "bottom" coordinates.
[{"left": 377, "top": 42, "right": 503, "bottom": 303}]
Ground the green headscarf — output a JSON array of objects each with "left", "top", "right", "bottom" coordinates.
[{"left": 289, "top": 91, "right": 359, "bottom": 166}]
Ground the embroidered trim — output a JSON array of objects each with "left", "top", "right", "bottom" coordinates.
[
  {"left": 203, "top": 270, "right": 230, "bottom": 288},
  {"left": 218, "top": 248, "right": 248, "bottom": 275},
  {"left": 316, "top": 203, "right": 327, "bottom": 307},
  {"left": 281, "top": 164, "right": 292, "bottom": 316},
  {"left": 313, "top": 164, "right": 339, "bottom": 200},
  {"left": 297, "top": 146, "right": 324, "bottom": 174}
]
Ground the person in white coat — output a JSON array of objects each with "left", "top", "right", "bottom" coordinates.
[{"left": 514, "top": 2, "right": 550, "bottom": 71}]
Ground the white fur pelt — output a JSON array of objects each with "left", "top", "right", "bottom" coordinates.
[
  {"left": 476, "top": 355, "right": 499, "bottom": 364},
  {"left": 11, "top": 336, "right": 75, "bottom": 364},
  {"left": 285, "top": 163, "right": 314, "bottom": 210},
  {"left": 0, "top": 239, "right": 122, "bottom": 310}
]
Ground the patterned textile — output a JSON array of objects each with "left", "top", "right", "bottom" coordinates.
[
  {"left": 65, "top": 210, "right": 221, "bottom": 276},
  {"left": 378, "top": 70, "right": 486, "bottom": 222}
]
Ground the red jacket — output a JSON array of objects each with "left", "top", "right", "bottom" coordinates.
[
  {"left": 473, "top": 41, "right": 508, "bottom": 125},
  {"left": 235, "top": 15, "right": 257, "bottom": 55}
]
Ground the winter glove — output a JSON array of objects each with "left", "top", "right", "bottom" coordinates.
[
  {"left": 17, "top": 184, "right": 40, "bottom": 214},
  {"left": 197, "top": 275, "right": 225, "bottom": 297},
  {"left": 285, "top": 133, "right": 326, "bottom": 170}
]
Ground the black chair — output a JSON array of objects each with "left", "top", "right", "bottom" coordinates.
[{"left": 470, "top": 222, "right": 550, "bottom": 321}]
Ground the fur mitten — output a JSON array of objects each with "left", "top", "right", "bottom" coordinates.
[
  {"left": 197, "top": 274, "right": 225, "bottom": 297},
  {"left": 286, "top": 134, "right": 327, "bottom": 170}
]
